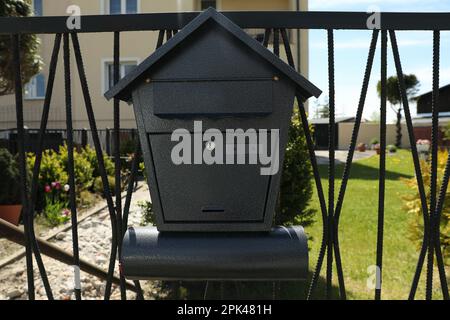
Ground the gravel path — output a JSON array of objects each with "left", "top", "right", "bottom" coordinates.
[{"left": 0, "top": 183, "right": 153, "bottom": 300}]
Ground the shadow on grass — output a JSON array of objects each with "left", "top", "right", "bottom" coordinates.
[
  {"left": 318, "top": 161, "right": 413, "bottom": 181},
  {"left": 157, "top": 273, "right": 343, "bottom": 300}
]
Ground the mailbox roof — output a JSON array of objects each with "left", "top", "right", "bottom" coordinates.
[{"left": 105, "top": 8, "right": 322, "bottom": 102}]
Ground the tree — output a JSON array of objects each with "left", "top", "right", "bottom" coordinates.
[
  {"left": 369, "top": 111, "right": 380, "bottom": 123},
  {"left": 377, "top": 74, "right": 420, "bottom": 148},
  {"left": 0, "top": 0, "right": 42, "bottom": 96},
  {"left": 314, "top": 97, "right": 330, "bottom": 119}
]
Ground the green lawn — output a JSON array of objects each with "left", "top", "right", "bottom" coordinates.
[{"left": 305, "top": 150, "right": 448, "bottom": 300}]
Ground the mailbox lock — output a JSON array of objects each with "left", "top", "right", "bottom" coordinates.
[
  {"left": 273, "top": 76, "right": 279, "bottom": 81},
  {"left": 145, "top": 78, "right": 151, "bottom": 83}
]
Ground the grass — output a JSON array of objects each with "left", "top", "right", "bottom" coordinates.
[{"left": 305, "top": 149, "right": 448, "bottom": 300}]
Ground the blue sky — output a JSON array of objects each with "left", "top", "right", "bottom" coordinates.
[{"left": 308, "top": 0, "right": 450, "bottom": 122}]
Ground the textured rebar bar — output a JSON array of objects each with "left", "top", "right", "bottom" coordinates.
[
  {"left": 389, "top": 30, "right": 431, "bottom": 301},
  {"left": 12, "top": 34, "right": 35, "bottom": 301},
  {"left": 375, "top": 30, "right": 387, "bottom": 301},
  {"left": 326, "top": 29, "right": 335, "bottom": 300},
  {"left": 426, "top": 30, "right": 440, "bottom": 300},
  {"left": 63, "top": 33, "right": 82, "bottom": 300},
  {"left": 71, "top": 33, "right": 119, "bottom": 300}
]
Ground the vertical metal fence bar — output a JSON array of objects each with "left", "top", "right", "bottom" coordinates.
[
  {"left": 432, "top": 31, "right": 449, "bottom": 301},
  {"left": 156, "top": 30, "right": 165, "bottom": 49},
  {"left": 27, "top": 34, "right": 62, "bottom": 301},
  {"left": 280, "top": 29, "right": 295, "bottom": 69},
  {"left": 375, "top": 30, "right": 388, "bottom": 301},
  {"left": 63, "top": 33, "right": 81, "bottom": 300},
  {"left": 389, "top": 30, "right": 430, "bottom": 300},
  {"left": 426, "top": 30, "right": 440, "bottom": 301},
  {"left": 273, "top": 28, "right": 280, "bottom": 58},
  {"left": 12, "top": 33, "right": 35, "bottom": 300},
  {"left": 279, "top": 28, "right": 330, "bottom": 300},
  {"left": 326, "top": 29, "right": 335, "bottom": 300},
  {"left": 112, "top": 31, "right": 127, "bottom": 301},
  {"left": 166, "top": 29, "right": 173, "bottom": 41},
  {"left": 263, "top": 29, "right": 272, "bottom": 48},
  {"left": 70, "top": 33, "right": 119, "bottom": 300},
  {"left": 432, "top": 157, "right": 450, "bottom": 300}
]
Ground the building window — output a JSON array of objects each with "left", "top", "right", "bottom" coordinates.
[
  {"left": 24, "top": 74, "right": 46, "bottom": 99},
  {"left": 106, "top": 0, "right": 139, "bottom": 14},
  {"left": 104, "top": 61, "right": 138, "bottom": 92},
  {"left": 200, "top": 0, "right": 217, "bottom": 10},
  {"left": 33, "top": 0, "right": 43, "bottom": 16}
]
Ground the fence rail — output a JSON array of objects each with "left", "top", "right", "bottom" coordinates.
[
  {"left": 1, "top": 10, "right": 449, "bottom": 301},
  {"left": 2, "top": 11, "right": 450, "bottom": 33}
]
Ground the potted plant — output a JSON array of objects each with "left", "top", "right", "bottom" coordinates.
[
  {"left": 416, "top": 139, "right": 431, "bottom": 154},
  {"left": 357, "top": 143, "right": 366, "bottom": 152},
  {"left": 374, "top": 144, "right": 381, "bottom": 155},
  {"left": 370, "top": 138, "right": 380, "bottom": 150},
  {"left": 0, "top": 149, "right": 23, "bottom": 226}
]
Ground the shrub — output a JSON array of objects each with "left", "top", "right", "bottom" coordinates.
[
  {"left": 138, "top": 201, "right": 156, "bottom": 226},
  {"left": 275, "top": 107, "right": 315, "bottom": 227},
  {"left": 27, "top": 149, "right": 68, "bottom": 191},
  {"left": 0, "top": 148, "right": 21, "bottom": 205},
  {"left": 58, "top": 144, "right": 94, "bottom": 191},
  {"left": 370, "top": 138, "right": 379, "bottom": 146},
  {"left": 403, "top": 150, "right": 450, "bottom": 265},
  {"left": 93, "top": 176, "right": 116, "bottom": 197},
  {"left": 41, "top": 201, "right": 70, "bottom": 227},
  {"left": 387, "top": 144, "right": 397, "bottom": 153},
  {"left": 81, "top": 144, "right": 114, "bottom": 178}
]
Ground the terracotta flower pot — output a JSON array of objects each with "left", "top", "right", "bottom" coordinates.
[
  {"left": 374, "top": 144, "right": 381, "bottom": 155},
  {"left": 0, "top": 205, "right": 22, "bottom": 226}
]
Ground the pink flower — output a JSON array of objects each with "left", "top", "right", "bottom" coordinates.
[
  {"left": 62, "top": 209, "right": 71, "bottom": 217},
  {"left": 51, "top": 182, "right": 57, "bottom": 189},
  {"left": 44, "top": 185, "right": 51, "bottom": 193},
  {"left": 55, "top": 182, "right": 61, "bottom": 190}
]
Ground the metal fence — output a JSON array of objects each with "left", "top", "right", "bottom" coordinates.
[
  {"left": 0, "top": 128, "right": 137, "bottom": 155},
  {"left": 0, "top": 11, "right": 449, "bottom": 300}
]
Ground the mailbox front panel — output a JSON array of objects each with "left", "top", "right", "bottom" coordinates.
[{"left": 149, "top": 134, "right": 271, "bottom": 223}]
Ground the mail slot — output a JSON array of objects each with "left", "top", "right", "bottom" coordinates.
[
  {"left": 153, "top": 80, "right": 274, "bottom": 116},
  {"left": 105, "top": 8, "right": 321, "bottom": 232}
]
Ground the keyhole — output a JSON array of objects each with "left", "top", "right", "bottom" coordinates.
[{"left": 206, "top": 141, "right": 215, "bottom": 151}]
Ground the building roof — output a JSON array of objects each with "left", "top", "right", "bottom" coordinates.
[
  {"left": 105, "top": 7, "right": 321, "bottom": 102},
  {"left": 309, "top": 116, "right": 356, "bottom": 125},
  {"left": 416, "top": 83, "right": 450, "bottom": 100}
]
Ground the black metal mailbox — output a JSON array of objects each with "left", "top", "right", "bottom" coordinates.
[
  {"left": 106, "top": 8, "right": 321, "bottom": 232},
  {"left": 121, "top": 226, "right": 309, "bottom": 280}
]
